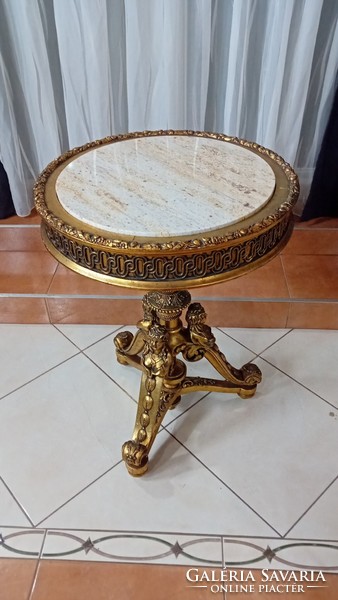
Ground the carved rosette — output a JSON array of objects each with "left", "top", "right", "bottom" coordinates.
[
  {"left": 240, "top": 363, "right": 262, "bottom": 386},
  {"left": 122, "top": 440, "right": 148, "bottom": 473},
  {"left": 35, "top": 130, "right": 298, "bottom": 290}
]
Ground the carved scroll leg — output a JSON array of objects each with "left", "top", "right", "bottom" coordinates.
[
  {"left": 204, "top": 348, "right": 262, "bottom": 399},
  {"left": 114, "top": 329, "right": 146, "bottom": 369},
  {"left": 122, "top": 362, "right": 186, "bottom": 476},
  {"left": 185, "top": 302, "right": 262, "bottom": 399},
  {"left": 114, "top": 295, "right": 159, "bottom": 369}
]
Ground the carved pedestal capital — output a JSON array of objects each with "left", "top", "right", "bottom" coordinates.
[{"left": 143, "top": 290, "right": 191, "bottom": 321}]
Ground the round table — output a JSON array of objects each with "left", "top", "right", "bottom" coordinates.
[{"left": 35, "top": 130, "right": 299, "bottom": 476}]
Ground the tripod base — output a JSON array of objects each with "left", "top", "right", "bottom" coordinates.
[{"left": 114, "top": 291, "right": 262, "bottom": 476}]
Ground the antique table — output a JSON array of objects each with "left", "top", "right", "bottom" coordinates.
[{"left": 35, "top": 130, "right": 299, "bottom": 476}]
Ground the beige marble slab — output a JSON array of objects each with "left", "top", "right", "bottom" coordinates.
[{"left": 56, "top": 135, "right": 276, "bottom": 237}]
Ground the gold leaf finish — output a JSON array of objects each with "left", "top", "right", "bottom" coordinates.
[
  {"left": 35, "top": 130, "right": 298, "bottom": 290},
  {"left": 116, "top": 291, "right": 262, "bottom": 475},
  {"left": 35, "top": 131, "right": 297, "bottom": 474}
]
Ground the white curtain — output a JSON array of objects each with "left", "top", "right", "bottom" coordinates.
[{"left": 0, "top": 0, "right": 337, "bottom": 216}]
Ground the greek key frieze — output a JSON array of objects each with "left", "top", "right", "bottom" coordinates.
[{"left": 44, "top": 217, "right": 288, "bottom": 282}]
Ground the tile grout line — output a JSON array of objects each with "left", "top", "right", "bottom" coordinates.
[
  {"left": 284, "top": 300, "right": 290, "bottom": 328},
  {"left": 280, "top": 253, "right": 292, "bottom": 299},
  {"left": 8, "top": 526, "right": 334, "bottom": 542},
  {"left": 282, "top": 474, "right": 338, "bottom": 538},
  {"left": 280, "top": 254, "right": 293, "bottom": 328},
  {"left": 79, "top": 325, "right": 125, "bottom": 352},
  {"left": 221, "top": 536, "right": 226, "bottom": 600},
  {"left": 164, "top": 430, "right": 282, "bottom": 538},
  {"left": 83, "top": 353, "right": 140, "bottom": 406},
  {"left": 216, "top": 326, "right": 293, "bottom": 357},
  {"left": 0, "top": 351, "right": 82, "bottom": 403},
  {"left": 221, "top": 534, "right": 225, "bottom": 568},
  {"left": 45, "top": 263, "right": 59, "bottom": 295},
  {"left": 27, "top": 529, "right": 47, "bottom": 600},
  {"left": 0, "top": 477, "right": 34, "bottom": 527},
  {"left": 253, "top": 328, "right": 294, "bottom": 357},
  {"left": 53, "top": 324, "right": 125, "bottom": 352},
  {"left": 215, "top": 327, "right": 258, "bottom": 357},
  {"left": 1, "top": 325, "right": 332, "bottom": 411},
  {"left": 44, "top": 297, "right": 52, "bottom": 324},
  {"left": 37, "top": 525, "right": 266, "bottom": 537},
  {"left": 51, "top": 323, "right": 85, "bottom": 351},
  {"left": 0, "top": 323, "right": 124, "bottom": 402},
  {"left": 0, "top": 224, "right": 41, "bottom": 228},
  {"left": 1, "top": 325, "right": 337, "bottom": 562},
  {"left": 35, "top": 463, "right": 123, "bottom": 528},
  {"left": 163, "top": 391, "right": 212, "bottom": 427},
  {"left": 258, "top": 355, "right": 338, "bottom": 411},
  {"left": 5, "top": 328, "right": 335, "bottom": 506},
  {"left": 1, "top": 292, "right": 338, "bottom": 303},
  {"left": 34, "top": 422, "right": 280, "bottom": 531}
]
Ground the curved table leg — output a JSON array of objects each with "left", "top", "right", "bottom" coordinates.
[
  {"left": 185, "top": 302, "right": 262, "bottom": 399},
  {"left": 120, "top": 320, "right": 186, "bottom": 476},
  {"left": 122, "top": 365, "right": 185, "bottom": 476},
  {"left": 115, "top": 291, "right": 262, "bottom": 475}
]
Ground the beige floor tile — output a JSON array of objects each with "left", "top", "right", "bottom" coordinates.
[
  {"left": 0, "top": 481, "right": 31, "bottom": 526},
  {"left": 289, "top": 477, "right": 338, "bottom": 539},
  {"left": 41, "top": 431, "right": 275, "bottom": 536},
  {"left": 166, "top": 359, "right": 338, "bottom": 534},
  {"left": 0, "top": 324, "right": 78, "bottom": 398},
  {"left": 55, "top": 324, "right": 122, "bottom": 349},
  {"left": 0, "top": 354, "right": 136, "bottom": 524},
  {"left": 219, "top": 328, "right": 291, "bottom": 355},
  {"left": 261, "top": 329, "right": 338, "bottom": 406}
]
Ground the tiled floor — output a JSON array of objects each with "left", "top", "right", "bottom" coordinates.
[
  {"left": 1, "top": 213, "right": 338, "bottom": 598},
  {"left": 0, "top": 324, "right": 338, "bottom": 598}
]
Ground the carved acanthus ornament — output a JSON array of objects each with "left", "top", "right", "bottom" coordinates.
[
  {"left": 34, "top": 131, "right": 298, "bottom": 475},
  {"left": 116, "top": 291, "right": 264, "bottom": 475}
]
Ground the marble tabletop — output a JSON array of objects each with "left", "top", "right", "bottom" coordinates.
[{"left": 56, "top": 135, "right": 276, "bottom": 237}]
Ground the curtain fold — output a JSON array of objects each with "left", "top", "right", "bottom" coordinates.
[
  {"left": 0, "top": 161, "right": 15, "bottom": 219},
  {"left": 301, "top": 82, "right": 338, "bottom": 220},
  {"left": 0, "top": 0, "right": 337, "bottom": 216}
]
